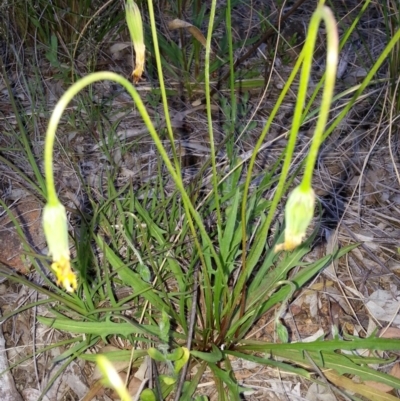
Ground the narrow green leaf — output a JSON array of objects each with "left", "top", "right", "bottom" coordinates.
[
  {"left": 53, "top": 337, "right": 98, "bottom": 363},
  {"left": 208, "top": 363, "right": 251, "bottom": 398},
  {"left": 179, "top": 363, "right": 207, "bottom": 401},
  {"left": 80, "top": 349, "right": 147, "bottom": 362},
  {"left": 38, "top": 316, "right": 160, "bottom": 339},
  {"left": 271, "top": 349, "right": 400, "bottom": 390},
  {"left": 159, "top": 310, "right": 171, "bottom": 344},
  {"left": 238, "top": 336, "right": 400, "bottom": 353},
  {"left": 133, "top": 198, "right": 166, "bottom": 245},
  {"left": 160, "top": 374, "right": 176, "bottom": 385},
  {"left": 276, "top": 321, "right": 289, "bottom": 343},
  {"left": 96, "top": 235, "right": 169, "bottom": 311},
  {"left": 335, "top": 243, "right": 360, "bottom": 259},
  {"left": 225, "top": 350, "right": 311, "bottom": 378},
  {"left": 219, "top": 190, "right": 240, "bottom": 264},
  {"left": 257, "top": 254, "right": 332, "bottom": 316}
]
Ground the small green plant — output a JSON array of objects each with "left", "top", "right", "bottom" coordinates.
[{"left": 2, "top": 0, "right": 400, "bottom": 400}]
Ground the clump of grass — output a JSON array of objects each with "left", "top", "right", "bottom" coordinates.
[
  {"left": 380, "top": 0, "right": 400, "bottom": 113},
  {"left": 2, "top": 0, "right": 400, "bottom": 400}
]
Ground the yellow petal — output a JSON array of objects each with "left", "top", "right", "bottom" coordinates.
[
  {"left": 51, "top": 256, "right": 77, "bottom": 293},
  {"left": 275, "top": 232, "right": 305, "bottom": 252}
]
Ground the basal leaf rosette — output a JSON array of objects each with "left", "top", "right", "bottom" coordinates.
[{"left": 43, "top": 201, "right": 77, "bottom": 292}]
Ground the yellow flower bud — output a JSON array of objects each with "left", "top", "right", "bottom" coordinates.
[
  {"left": 43, "top": 201, "right": 77, "bottom": 292},
  {"left": 125, "top": 0, "right": 145, "bottom": 83},
  {"left": 275, "top": 186, "right": 315, "bottom": 252}
]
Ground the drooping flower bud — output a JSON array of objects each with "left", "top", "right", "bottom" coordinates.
[
  {"left": 43, "top": 201, "right": 77, "bottom": 292},
  {"left": 125, "top": 0, "right": 145, "bottom": 83},
  {"left": 275, "top": 185, "right": 315, "bottom": 252}
]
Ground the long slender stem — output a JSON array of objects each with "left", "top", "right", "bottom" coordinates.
[
  {"left": 237, "top": 1, "right": 339, "bottom": 310},
  {"left": 205, "top": 0, "right": 221, "bottom": 225},
  {"left": 226, "top": 0, "right": 236, "bottom": 132},
  {"left": 146, "top": 0, "right": 180, "bottom": 175},
  {"left": 303, "top": 0, "right": 372, "bottom": 119},
  {"left": 43, "top": 69, "right": 223, "bottom": 297},
  {"left": 44, "top": 98, "right": 67, "bottom": 205},
  {"left": 237, "top": 46, "right": 305, "bottom": 304},
  {"left": 301, "top": 6, "right": 338, "bottom": 190},
  {"left": 44, "top": 72, "right": 221, "bottom": 271}
]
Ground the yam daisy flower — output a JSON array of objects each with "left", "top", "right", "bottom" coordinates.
[
  {"left": 43, "top": 201, "right": 77, "bottom": 292},
  {"left": 275, "top": 185, "right": 315, "bottom": 252}
]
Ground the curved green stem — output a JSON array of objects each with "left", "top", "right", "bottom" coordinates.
[
  {"left": 44, "top": 110, "right": 61, "bottom": 205},
  {"left": 205, "top": 0, "right": 221, "bottom": 226},
  {"left": 236, "top": 53, "right": 304, "bottom": 307},
  {"left": 301, "top": 6, "right": 338, "bottom": 190},
  {"left": 146, "top": 0, "right": 180, "bottom": 175},
  {"left": 43, "top": 71, "right": 220, "bottom": 265},
  {"left": 236, "top": 2, "right": 338, "bottom": 307},
  {"left": 303, "top": 0, "right": 372, "bottom": 119}
]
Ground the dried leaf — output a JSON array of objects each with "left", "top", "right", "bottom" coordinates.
[
  {"left": 364, "top": 364, "right": 400, "bottom": 394},
  {"left": 390, "top": 363, "right": 400, "bottom": 381},
  {"left": 366, "top": 289, "right": 400, "bottom": 326},
  {"left": 110, "top": 42, "right": 130, "bottom": 55},
  {"left": 325, "top": 370, "right": 400, "bottom": 401},
  {"left": 306, "top": 382, "right": 336, "bottom": 401},
  {"left": 379, "top": 327, "right": 400, "bottom": 339},
  {"left": 135, "top": 356, "right": 150, "bottom": 381},
  {"left": 0, "top": 315, "right": 24, "bottom": 401},
  {"left": 168, "top": 19, "right": 209, "bottom": 50},
  {"left": 91, "top": 345, "right": 130, "bottom": 381},
  {"left": 111, "top": 373, "right": 142, "bottom": 399},
  {"left": 364, "top": 379, "right": 393, "bottom": 393},
  {"left": 21, "top": 389, "right": 50, "bottom": 401}
]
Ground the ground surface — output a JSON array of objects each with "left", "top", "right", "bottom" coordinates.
[{"left": 1, "top": 0, "right": 400, "bottom": 400}]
